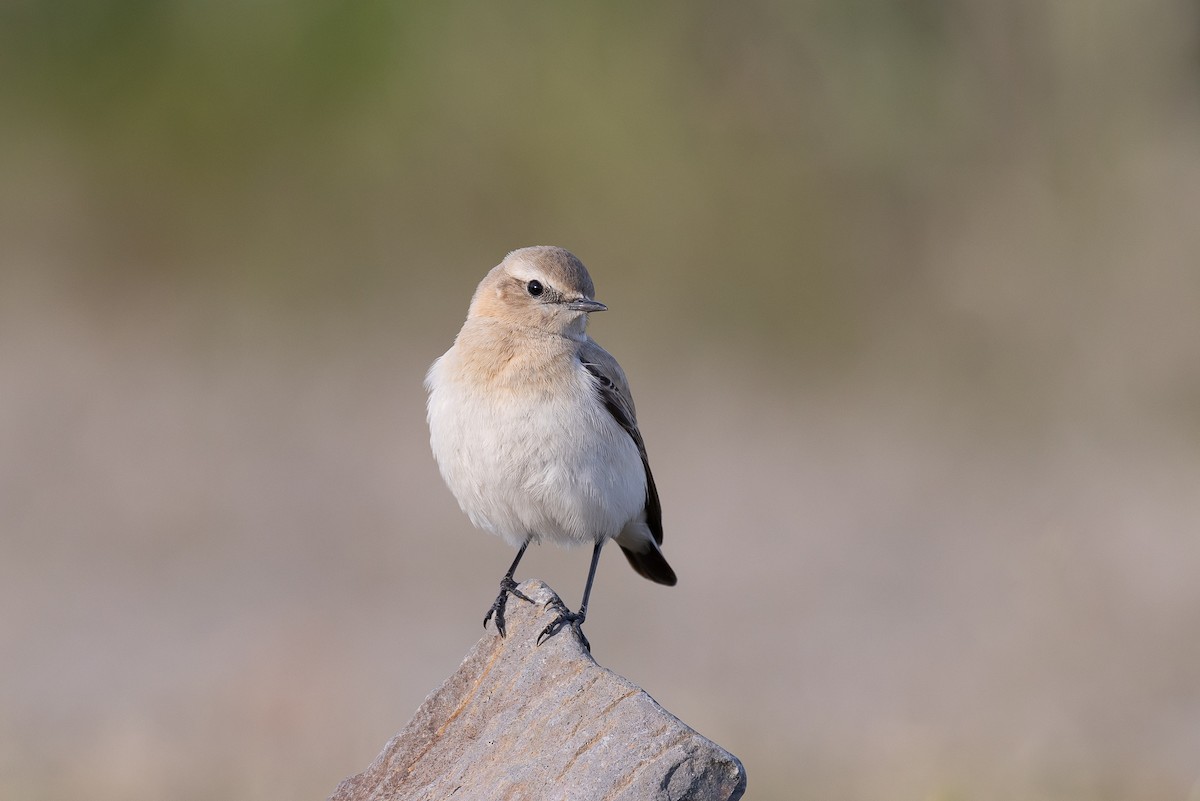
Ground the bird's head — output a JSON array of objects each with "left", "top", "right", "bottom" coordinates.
[{"left": 468, "top": 246, "right": 607, "bottom": 339}]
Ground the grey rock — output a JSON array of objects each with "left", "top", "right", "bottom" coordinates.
[{"left": 330, "top": 580, "right": 746, "bottom": 801}]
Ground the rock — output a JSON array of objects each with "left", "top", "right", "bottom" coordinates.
[{"left": 330, "top": 579, "right": 746, "bottom": 801}]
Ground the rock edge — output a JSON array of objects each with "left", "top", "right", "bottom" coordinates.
[{"left": 330, "top": 579, "right": 746, "bottom": 801}]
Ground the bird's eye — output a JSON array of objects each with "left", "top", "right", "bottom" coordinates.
[{"left": 526, "top": 280, "right": 544, "bottom": 297}]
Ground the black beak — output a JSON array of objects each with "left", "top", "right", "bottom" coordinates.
[{"left": 562, "top": 298, "right": 607, "bottom": 313}]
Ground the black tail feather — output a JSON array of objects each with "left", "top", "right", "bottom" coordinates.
[{"left": 619, "top": 544, "right": 677, "bottom": 586}]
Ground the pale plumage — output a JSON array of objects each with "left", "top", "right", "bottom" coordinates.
[{"left": 425, "top": 246, "right": 675, "bottom": 647}]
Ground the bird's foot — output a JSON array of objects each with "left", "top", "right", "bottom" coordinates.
[
  {"left": 537, "top": 597, "right": 590, "bottom": 651},
  {"left": 483, "top": 577, "right": 533, "bottom": 637}
]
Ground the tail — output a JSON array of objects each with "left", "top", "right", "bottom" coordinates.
[{"left": 619, "top": 541, "right": 677, "bottom": 586}]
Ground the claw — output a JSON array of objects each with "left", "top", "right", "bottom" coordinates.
[
  {"left": 537, "top": 609, "right": 590, "bottom": 651},
  {"left": 483, "top": 577, "right": 534, "bottom": 637}
]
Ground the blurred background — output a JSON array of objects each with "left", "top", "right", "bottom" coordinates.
[{"left": 2, "top": 1, "right": 1199, "bottom": 799}]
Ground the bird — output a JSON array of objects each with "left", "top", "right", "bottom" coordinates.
[{"left": 425, "top": 246, "right": 676, "bottom": 649}]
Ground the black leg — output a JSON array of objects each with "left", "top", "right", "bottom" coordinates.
[
  {"left": 538, "top": 540, "right": 604, "bottom": 651},
  {"left": 483, "top": 540, "right": 533, "bottom": 637}
]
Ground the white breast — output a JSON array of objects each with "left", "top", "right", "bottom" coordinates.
[{"left": 426, "top": 349, "right": 646, "bottom": 548}]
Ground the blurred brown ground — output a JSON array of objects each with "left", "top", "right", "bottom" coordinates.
[{"left": 2, "top": 3, "right": 1199, "bottom": 799}]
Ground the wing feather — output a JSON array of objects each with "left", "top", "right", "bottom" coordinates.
[{"left": 578, "top": 341, "right": 664, "bottom": 546}]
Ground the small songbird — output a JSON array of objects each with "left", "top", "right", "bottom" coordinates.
[{"left": 425, "top": 246, "right": 676, "bottom": 649}]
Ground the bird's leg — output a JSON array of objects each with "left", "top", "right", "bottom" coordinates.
[
  {"left": 538, "top": 540, "right": 603, "bottom": 651},
  {"left": 483, "top": 540, "right": 533, "bottom": 637}
]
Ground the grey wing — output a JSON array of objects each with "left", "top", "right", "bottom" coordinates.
[{"left": 579, "top": 340, "right": 663, "bottom": 546}]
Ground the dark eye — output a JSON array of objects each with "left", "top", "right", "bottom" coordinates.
[{"left": 526, "top": 279, "right": 544, "bottom": 297}]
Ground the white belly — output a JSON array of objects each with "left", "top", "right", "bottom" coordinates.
[{"left": 426, "top": 354, "right": 646, "bottom": 548}]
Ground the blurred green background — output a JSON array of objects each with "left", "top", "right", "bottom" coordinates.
[{"left": 3, "top": 2, "right": 1199, "bottom": 799}]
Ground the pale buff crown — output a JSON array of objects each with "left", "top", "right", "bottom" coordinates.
[{"left": 466, "top": 246, "right": 604, "bottom": 339}]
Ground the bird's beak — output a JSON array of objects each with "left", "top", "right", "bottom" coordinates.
[{"left": 562, "top": 298, "right": 607, "bottom": 313}]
